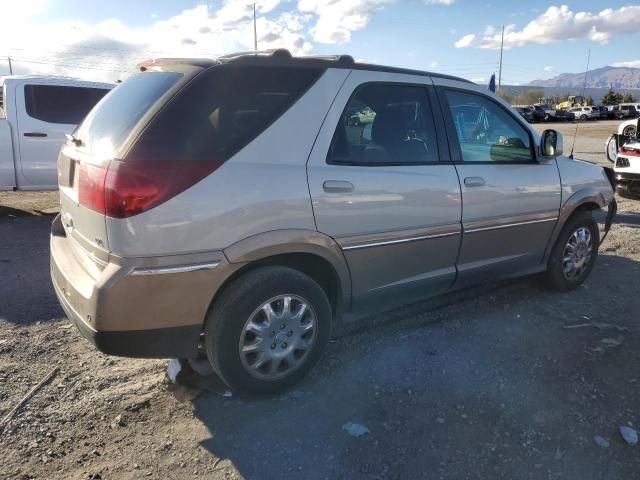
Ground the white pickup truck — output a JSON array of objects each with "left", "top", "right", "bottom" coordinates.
[{"left": 0, "top": 75, "right": 113, "bottom": 190}]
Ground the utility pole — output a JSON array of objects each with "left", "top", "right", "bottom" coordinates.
[
  {"left": 7, "top": 56, "right": 13, "bottom": 75},
  {"left": 253, "top": 3, "right": 258, "bottom": 52},
  {"left": 497, "top": 25, "right": 504, "bottom": 91}
]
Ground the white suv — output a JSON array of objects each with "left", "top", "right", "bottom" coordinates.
[
  {"left": 568, "top": 106, "right": 600, "bottom": 121},
  {"left": 51, "top": 51, "right": 616, "bottom": 394}
]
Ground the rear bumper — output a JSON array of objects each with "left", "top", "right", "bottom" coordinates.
[
  {"left": 614, "top": 171, "right": 640, "bottom": 195},
  {"left": 54, "top": 282, "right": 202, "bottom": 358},
  {"left": 50, "top": 214, "right": 241, "bottom": 358}
]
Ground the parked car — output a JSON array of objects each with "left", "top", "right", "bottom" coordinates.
[
  {"left": 619, "top": 104, "right": 639, "bottom": 119},
  {"left": 0, "top": 75, "right": 113, "bottom": 190},
  {"left": 602, "top": 105, "right": 624, "bottom": 120},
  {"left": 51, "top": 51, "right": 616, "bottom": 394},
  {"left": 513, "top": 106, "right": 534, "bottom": 123},
  {"left": 532, "top": 104, "right": 551, "bottom": 122},
  {"left": 533, "top": 103, "right": 557, "bottom": 121},
  {"left": 554, "top": 109, "right": 574, "bottom": 122},
  {"left": 605, "top": 119, "right": 639, "bottom": 162},
  {"left": 567, "top": 106, "right": 600, "bottom": 121},
  {"left": 613, "top": 139, "right": 640, "bottom": 195}
]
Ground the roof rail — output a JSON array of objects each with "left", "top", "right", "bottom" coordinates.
[{"left": 217, "top": 49, "right": 293, "bottom": 60}]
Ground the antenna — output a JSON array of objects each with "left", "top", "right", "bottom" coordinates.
[
  {"left": 497, "top": 25, "right": 504, "bottom": 91},
  {"left": 569, "top": 49, "right": 591, "bottom": 159},
  {"left": 253, "top": 3, "right": 258, "bottom": 52}
]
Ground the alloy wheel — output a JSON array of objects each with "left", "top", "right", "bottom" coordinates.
[
  {"left": 239, "top": 295, "right": 317, "bottom": 380},
  {"left": 562, "top": 227, "right": 594, "bottom": 280}
]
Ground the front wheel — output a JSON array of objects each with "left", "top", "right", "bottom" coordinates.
[
  {"left": 204, "top": 266, "right": 331, "bottom": 395},
  {"left": 544, "top": 212, "right": 599, "bottom": 291},
  {"left": 580, "top": 114, "right": 588, "bottom": 121}
]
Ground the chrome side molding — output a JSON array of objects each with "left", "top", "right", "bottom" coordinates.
[
  {"left": 131, "top": 261, "right": 221, "bottom": 276},
  {"left": 342, "top": 231, "right": 459, "bottom": 251}
]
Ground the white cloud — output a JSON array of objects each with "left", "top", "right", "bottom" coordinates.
[
  {"left": 425, "top": 0, "right": 455, "bottom": 4},
  {"left": 612, "top": 60, "right": 640, "bottom": 68},
  {"left": 455, "top": 5, "right": 640, "bottom": 49},
  {"left": 298, "top": 0, "right": 394, "bottom": 44},
  {"left": 471, "top": 77, "right": 485, "bottom": 83},
  {"left": 544, "top": 65, "right": 554, "bottom": 72},
  {"left": 454, "top": 34, "right": 476, "bottom": 48},
  {"left": 1, "top": 2, "right": 311, "bottom": 82},
  {"left": 430, "top": 61, "right": 438, "bottom": 67}
]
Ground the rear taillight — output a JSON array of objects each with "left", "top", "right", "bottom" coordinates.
[
  {"left": 79, "top": 162, "right": 108, "bottom": 214},
  {"left": 78, "top": 159, "right": 219, "bottom": 218}
]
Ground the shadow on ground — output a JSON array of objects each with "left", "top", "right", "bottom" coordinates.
[
  {"left": 191, "top": 255, "right": 640, "bottom": 480},
  {"left": 0, "top": 214, "right": 63, "bottom": 324}
]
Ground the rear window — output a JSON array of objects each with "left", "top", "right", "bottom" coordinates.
[
  {"left": 127, "top": 65, "right": 323, "bottom": 162},
  {"left": 75, "top": 72, "right": 182, "bottom": 157},
  {"left": 24, "top": 85, "right": 109, "bottom": 124}
]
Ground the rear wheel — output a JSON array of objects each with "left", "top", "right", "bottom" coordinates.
[
  {"left": 580, "top": 114, "right": 588, "bottom": 121},
  {"left": 622, "top": 125, "right": 637, "bottom": 137},
  {"left": 204, "top": 266, "right": 331, "bottom": 395},
  {"left": 544, "top": 212, "right": 599, "bottom": 291}
]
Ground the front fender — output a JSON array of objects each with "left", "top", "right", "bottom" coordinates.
[{"left": 542, "top": 187, "right": 611, "bottom": 264}]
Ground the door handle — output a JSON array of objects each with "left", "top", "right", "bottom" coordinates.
[
  {"left": 24, "top": 132, "right": 48, "bottom": 138},
  {"left": 323, "top": 180, "right": 355, "bottom": 193},
  {"left": 464, "top": 176, "right": 485, "bottom": 187}
]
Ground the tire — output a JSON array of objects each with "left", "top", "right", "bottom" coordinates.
[
  {"left": 580, "top": 114, "right": 588, "bottom": 121},
  {"left": 544, "top": 211, "right": 599, "bottom": 292},
  {"left": 204, "top": 266, "right": 332, "bottom": 395},
  {"left": 622, "top": 125, "right": 637, "bottom": 138}
]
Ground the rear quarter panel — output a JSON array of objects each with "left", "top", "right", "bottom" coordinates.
[{"left": 106, "top": 68, "right": 351, "bottom": 257}]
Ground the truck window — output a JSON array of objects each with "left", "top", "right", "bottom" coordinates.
[{"left": 24, "top": 85, "right": 109, "bottom": 124}]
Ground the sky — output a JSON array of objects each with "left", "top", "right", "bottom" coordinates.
[{"left": 1, "top": 0, "right": 639, "bottom": 85}]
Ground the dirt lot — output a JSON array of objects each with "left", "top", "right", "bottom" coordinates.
[{"left": 2, "top": 119, "right": 640, "bottom": 479}]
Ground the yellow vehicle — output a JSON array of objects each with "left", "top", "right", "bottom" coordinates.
[{"left": 556, "top": 95, "right": 586, "bottom": 110}]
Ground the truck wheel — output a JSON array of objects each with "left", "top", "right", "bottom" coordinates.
[
  {"left": 544, "top": 212, "right": 599, "bottom": 292},
  {"left": 204, "top": 266, "right": 331, "bottom": 395}
]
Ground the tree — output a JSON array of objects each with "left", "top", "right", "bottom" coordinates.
[
  {"left": 497, "top": 88, "right": 514, "bottom": 104},
  {"left": 622, "top": 93, "right": 636, "bottom": 103},
  {"left": 602, "top": 89, "right": 623, "bottom": 106}
]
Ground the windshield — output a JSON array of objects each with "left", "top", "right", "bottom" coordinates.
[{"left": 74, "top": 71, "right": 182, "bottom": 158}]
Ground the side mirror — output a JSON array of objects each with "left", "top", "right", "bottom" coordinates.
[{"left": 541, "top": 129, "right": 563, "bottom": 158}]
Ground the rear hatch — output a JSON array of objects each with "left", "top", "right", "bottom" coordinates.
[{"left": 57, "top": 69, "right": 188, "bottom": 259}]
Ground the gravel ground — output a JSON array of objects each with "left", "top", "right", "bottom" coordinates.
[{"left": 1, "top": 119, "right": 640, "bottom": 479}]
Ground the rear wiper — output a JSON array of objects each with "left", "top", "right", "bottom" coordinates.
[{"left": 65, "top": 133, "right": 84, "bottom": 147}]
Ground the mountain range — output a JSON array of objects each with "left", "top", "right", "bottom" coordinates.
[{"left": 528, "top": 66, "right": 640, "bottom": 89}]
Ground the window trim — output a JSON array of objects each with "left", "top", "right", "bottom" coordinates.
[
  {"left": 326, "top": 81, "right": 448, "bottom": 167},
  {"left": 436, "top": 86, "right": 539, "bottom": 165}
]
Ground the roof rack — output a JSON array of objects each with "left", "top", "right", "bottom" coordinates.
[
  {"left": 216, "top": 49, "right": 354, "bottom": 65},
  {"left": 136, "top": 51, "right": 470, "bottom": 84}
]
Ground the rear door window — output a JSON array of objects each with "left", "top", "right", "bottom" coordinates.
[
  {"left": 128, "top": 66, "right": 323, "bottom": 162},
  {"left": 24, "top": 85, "right": 109, "bottom": 124},
  {"left": 327, "top": 83, "right": 439, "bottom": 165}
]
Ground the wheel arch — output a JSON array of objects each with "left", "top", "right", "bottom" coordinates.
[
  {"left": 542, "top": 188, "right": 606, "bottom": 264},
  {"left": 218, "top": 229, "right": 351, "bottom": 315}
]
